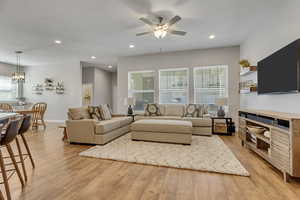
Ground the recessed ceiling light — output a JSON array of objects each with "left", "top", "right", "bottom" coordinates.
[
  {"left": 129, "top": 44, "right": 135, "bottom": 48},
  {"left": 91, "top": 56, "right": 96, "bottom": 59},
  {"left": 209, "top": 35, "right": 215, "bottom": 39},
  {"left": 108, "top": 65, "right": 113, "bottom": 69},
  {"left": 54, "top": 40, "right": 62, "bottom": 44}
]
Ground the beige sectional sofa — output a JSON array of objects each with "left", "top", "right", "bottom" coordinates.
[
  {"left": 66, "top": 107, "right": 132, "bottom": 145},
  {"left": 135, "top": 104, "right": 212, "bottom": 136}
]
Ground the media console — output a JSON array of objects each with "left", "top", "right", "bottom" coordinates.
[{"left": 238, "top": 109, "right": 300, "bottom": 182}]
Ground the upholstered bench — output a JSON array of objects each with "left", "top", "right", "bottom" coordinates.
[{"left": 130, "top": 119, "right": 192, "bottom": 145}]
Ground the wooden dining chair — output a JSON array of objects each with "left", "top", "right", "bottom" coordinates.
[
  {"left": 0, "top": 120, "right": 25, "bottom": 200},
  {"left": 31, "top": 102, "right": 47, "bottom": 130},
  {"left": 0, "top": 104, "right": 13, "bottom": 112}
]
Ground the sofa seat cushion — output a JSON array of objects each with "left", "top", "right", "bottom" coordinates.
[
  {"left": 135, "top": 115, "right": 182, "bottom": 121},
  {"left": 183, "top": 117, "right": 212, "bottom": 127},
  {"left": 115, "top": 117, "right": 133, "bottom": 127},
  {"left": 131, "top": 119, "right": 192, "bottom": 134},
  {"left": 95, "top": 117, "right": 132, "bottom": 134}
]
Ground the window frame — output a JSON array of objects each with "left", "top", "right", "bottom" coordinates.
[
  {"left": 193, "top": 65, "right": 229, "bottom": 105},
  {"left": 0, "top": 75, "right": 17, "bottom": 101},
  {"left": 158, "top": 67, "right": 189, "bottom": 104},
  {"left": 128, "top": 70, "right": 155, "bottom": 111}
]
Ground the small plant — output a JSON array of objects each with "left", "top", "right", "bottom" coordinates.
[{"left": 239, "top": 59, "right": 251, "bottom": 68}]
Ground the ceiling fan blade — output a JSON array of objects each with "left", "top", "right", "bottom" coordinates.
[
  {"left": 169, "top": 30, "right": 187, "bottom": 36},
  {"left": 136, "top": 31, "right": 152, "bottom": 36},
  {"left": 168, "top": 15, "right": 181, "bottom": 26},
  {"left": 139, "top": 17, "right": 154, "bottom": 26}
]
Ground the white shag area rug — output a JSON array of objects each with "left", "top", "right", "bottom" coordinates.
[{"left": 79, "top": 134, "right": 249, "bottom": 176}]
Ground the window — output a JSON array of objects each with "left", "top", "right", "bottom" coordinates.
[
  {"left": 194, "top": 65, "right": 228, "bottom": 110},
  {"left": 159, "top": 68, "right": 188, "bottom": 104},
  {"left": 128, "top": 71, "right": 155, "bottom": 111},
  {"left": 0, "top": 75, "right": 17, "bottom": 100}
]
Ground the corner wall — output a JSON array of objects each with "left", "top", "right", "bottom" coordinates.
[
  {"left": 240, "top": 0, "right": 300, "bottom": 114},
  {"left": 117, "top": 46, "right": 240, "bottom": 121}
]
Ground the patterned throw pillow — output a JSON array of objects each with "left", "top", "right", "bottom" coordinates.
[
  {"left": 88, "top": 106, "right": 102, "bottom": 120},
  {"left": 145, "top": 104, "right": 161, "bottom": 116},
  {"left": 184, "top": 104, "right": 198, "bottom": 117},
  {"left": 198, "top": 104, "right": 209, "bottom": 117},
  {"left": 100, "top": 104, "right": 112, "bottom": 120}
]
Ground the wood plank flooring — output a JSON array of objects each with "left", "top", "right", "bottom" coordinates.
[{"left": 3, "top": 123, "right": 300, "bottom": 200}]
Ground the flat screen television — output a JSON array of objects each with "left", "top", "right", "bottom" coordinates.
[{"left": 257, "top": 39, "right": 300, "bottom": 94}]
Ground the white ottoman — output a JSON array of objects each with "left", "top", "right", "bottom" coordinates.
[{"left": 130, "top": 119, "right": 192, "bottom": 145}]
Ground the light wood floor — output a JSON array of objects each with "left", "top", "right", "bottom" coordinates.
[{"left": 4, "top": 123, "right": 300, "bottom": 200}]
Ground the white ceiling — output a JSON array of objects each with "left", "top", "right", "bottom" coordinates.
[{"left": 0, "top": 0, "right": 285, "bottom": 69}]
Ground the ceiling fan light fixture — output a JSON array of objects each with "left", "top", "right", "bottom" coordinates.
[{"left": 154, "top": 25, "right": 168, "bottom": 39}]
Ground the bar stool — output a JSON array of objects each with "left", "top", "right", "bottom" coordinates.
[
  {"left": 0, "top": 120, "right": 25, "bottom": 200},
  {"left": 14, "top": 115, "right": 35, "bottom": 182}
]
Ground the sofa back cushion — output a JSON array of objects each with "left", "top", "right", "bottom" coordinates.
[
  {"left": 144, "top": 104, "right": 163, "bottom": 116},
  {"left": 100, "top": 104, "right": 112, "bottom": 120},
  {"left": 184, "top": 104, "right": 199, "bottom": 117},
  {"left": 68, "top": 107, "right": 91, "bottom": 120},
  {"left": 198, "top": 104, "right": 209, "bottom": 117},
  {"left": 164, "top": 104, "right": 185, "bottom": 116},
  {"left": 88, "top": 106, "right": 102, "bottom": 120}
]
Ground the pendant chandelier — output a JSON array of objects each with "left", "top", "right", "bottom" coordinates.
[{"left": 12, "top": 51, "right": 25, "bottom": 82}]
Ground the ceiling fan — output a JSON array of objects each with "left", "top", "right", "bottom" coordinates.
[{"left": 136, "top": 15, "right": 187, "bottom": 39}]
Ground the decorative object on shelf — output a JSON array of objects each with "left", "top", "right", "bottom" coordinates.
[
  {"left": 240, "top": 66, "right": 257, "bottom": 76},
  {"left": 32, "top": 79, "right": 65, "bottom": 95},
  {"left": 215, "top": 97, "right": 227, "bottom": 117},
  {"left": 124, "top": 97, "right": 135, "bottom": 115},
  {"left": 239, "top": 59, "right": 251, "bottom": 68},
  {"left": 32, "top": 84, "right": 44, "bottom": 95},
  {"left": 12, "top": 51, "right": 25, "bottom": 82},
  {"left": 44, "top": 78, "right": 55, "bottom": 90},
  {"left": 239, "top": 80, "right": 257, "bottom": 94},
  {"left": 56, "top": 81, "right": 64, "bottom": 94}
]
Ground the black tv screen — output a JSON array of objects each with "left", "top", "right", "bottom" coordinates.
[{"left": 257, "top": 39, "right": 300, "bottom": 94}]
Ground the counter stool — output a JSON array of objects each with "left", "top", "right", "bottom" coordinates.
[
  {"left": 14, "top": 115, "right": 35, "bottom": 182},
  {"left": 0, "top": 120, "right": 25, "bottom": 200}
]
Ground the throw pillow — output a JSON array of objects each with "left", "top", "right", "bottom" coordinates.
[
  {"left": 184, "top": 104, "right": 198, "bottom": 117},
  {"left": 145, "top": 104, "right": 161, "bottom": 116},
  {"left": 198, "top": 104, "right": 209, "bottom": 117},
  {"left": 100, "top": 104, "right": 112, "bottom": 120},
  {"left": 88, "top": 106, "right": 102, "bottom": 120}
]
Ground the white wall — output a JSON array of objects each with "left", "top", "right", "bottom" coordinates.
[
  {"left": 94, "top": 67, "right": 113, "bottom": 106},
  {"left": 0, "top": 62, "right": 17, "bottom": 76},
  {"left": 24, "top": 60, "right": 82, "bottom": 121},
  {"left": 240, "top": 0, "right": 300, "bottom": 114},
  {"left": 117, "top": 47, "right": 240, "bottom": 121},
  {"left": 112, "top": 72, "right": 118, "bottom": 113}
]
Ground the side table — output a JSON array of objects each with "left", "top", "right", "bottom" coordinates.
[
  {"left": 211, "top": 117, "right": 235, "bottom": 136},
  {"left": 127, "top": 114, "right": 137, "bottom": 122}
]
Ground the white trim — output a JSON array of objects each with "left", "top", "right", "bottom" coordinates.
[
  {"left": 193, "top": 65, "right": 228, "bottom": 104},
  {"left": 128, "top": 70, "right": 155, "bottom": 111},
  {"left": 158, "top": 68, "right": 189, "bottom": 104}
]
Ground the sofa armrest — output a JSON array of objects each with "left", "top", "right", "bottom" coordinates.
[{"left": 66, "top": 119, "right": 97, "bottom": 143}]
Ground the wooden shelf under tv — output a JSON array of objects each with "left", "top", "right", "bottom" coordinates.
[{"left": 238, "top": 109, "right": 300, "bottom": 182}]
